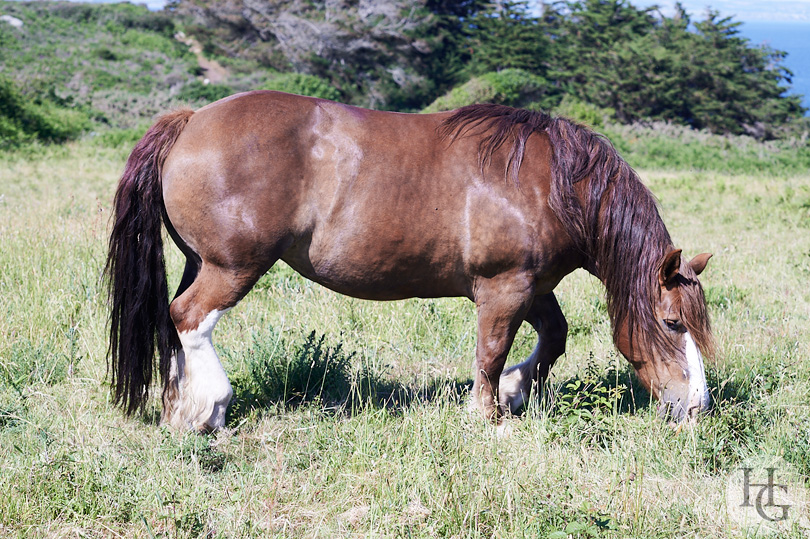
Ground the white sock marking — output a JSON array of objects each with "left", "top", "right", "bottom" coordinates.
[
  {"left": 174, "top": 308, "right": 233, "bottom": 430},
  {"left": 498, "top": 341, "right": 541, "bottom": 414}
]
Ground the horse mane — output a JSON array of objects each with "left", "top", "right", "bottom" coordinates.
[{"left": 440, "top": 104, "right": 713, "bottom": 358}]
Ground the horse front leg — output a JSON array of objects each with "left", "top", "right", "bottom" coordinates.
[
  {"left": 498, "top": 292, "right": 568, "bottom": 414},
  {"left": 470, "top": 274, "right": 535, "bottom": 422}
]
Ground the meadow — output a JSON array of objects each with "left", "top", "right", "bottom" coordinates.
[{"left": 1, "top": 127, "right": 809, "bottom": 538}]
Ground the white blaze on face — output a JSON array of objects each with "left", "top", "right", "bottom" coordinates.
[{"left": 684, "top": 331, "right": 710, "bottom": 416}]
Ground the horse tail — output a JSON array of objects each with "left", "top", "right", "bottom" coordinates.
[{"left": 105, "top": 109, "right": 194, "bottom": 415}]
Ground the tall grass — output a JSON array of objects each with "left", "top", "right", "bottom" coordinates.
[
  {"left": 0, "top": 136, "right": 808, "bottom": 537},
  {"left": 604, "top": 121, "right": 810, "bottom": 176}
]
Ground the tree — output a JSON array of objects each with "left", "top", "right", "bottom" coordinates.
[
  {"left": 175, "top": 0, "right": 481, "bottom": 110},
  {"left": 546, "top": 1, "right": 806, "bottom": 137},
  {"left": 462, "top": 1, "right": 551, "bottom": 78},
  {"left": 545, "top": 0, "right": 659, "bottom": 120},
  {"left": 684, "top": 10, "right": 804, "bottom": 136}
]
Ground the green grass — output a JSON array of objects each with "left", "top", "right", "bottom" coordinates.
[
  {"left": 1, "top": 136, "right": 809, "bottom": 537},
  {"left": 604, "top": 122, "right": 810, "bottom": 177}
]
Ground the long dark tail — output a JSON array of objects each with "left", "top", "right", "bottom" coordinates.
[{"left": 105, "top": 109, "right": 194, "bottom": 415}]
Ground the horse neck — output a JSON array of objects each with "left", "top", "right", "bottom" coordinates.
[
  {"left": 581, "top": 171, "right": 673, "bottom": 347},
  {"left": 544, "top": 116, "right": 673, "bottom": 346}
]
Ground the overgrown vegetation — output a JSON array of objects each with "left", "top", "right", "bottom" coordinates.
[
  {"left": 422, "top": 68, "right": 554, "bottom": 113},
  {"left": 226, "top": 329, "right": 362, "bottom": 420},
  {"left": 0, "top": 75, "right": 92, "bottom": 147},
  {"left": 0, "top": 0, "right": 197, "bottom": 139},
  {"left": 0, "top": 0, "right": 806, "bottom": 145},
  {"left": 176, "top": 0, "right": 807, "bottom": 136},
  {"left": 603, "top": 121, "right": 810, "bottom": 175}
]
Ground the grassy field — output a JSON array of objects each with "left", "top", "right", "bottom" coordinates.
[{"left": 1, "top": 131, "right": 809, "bottom": 538}]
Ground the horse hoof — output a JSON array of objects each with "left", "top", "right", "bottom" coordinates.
[{"left": 496, "top": 420, "right": 514, "bottom": 439}]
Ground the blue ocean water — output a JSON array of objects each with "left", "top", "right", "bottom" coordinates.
[{"left": 738, "top": 21, "right": 810, "bottom": 114}]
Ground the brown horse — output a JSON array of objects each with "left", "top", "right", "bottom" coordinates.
[{"left": 106, "top": 91, "right": 713, "bottom": 431}]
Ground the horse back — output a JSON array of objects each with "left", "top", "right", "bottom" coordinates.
[{"left": 161, "top": 91, "right": 578, "bottom": 300}]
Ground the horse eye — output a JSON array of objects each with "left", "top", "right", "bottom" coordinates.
[{"left": 663, "top": 319, "right": 680, "bottom": 331}]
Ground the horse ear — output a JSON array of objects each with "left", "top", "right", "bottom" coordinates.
[
  {"left": 689, "top": 253, "right": 712, "bottom": 276},
  {"left": 659, "top": 249, "right": 682, "bottom": 285}
]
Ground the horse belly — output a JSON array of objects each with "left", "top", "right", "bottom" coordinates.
[{"left": 282, "top": 214, "right": 468, "bottom": 300}]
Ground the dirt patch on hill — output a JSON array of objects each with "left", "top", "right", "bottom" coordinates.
[{"left": 175, "top": 31, "right": 229, "bottom": 84}]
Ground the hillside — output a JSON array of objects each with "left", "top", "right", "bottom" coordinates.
[
  {"left": 1, "top": 0, "right": 808, "bottom": 149},
  {"left": 0, "top": 0, "right": 386, "bottom": 143},
  {"left": 0, "top": 1, "right": 197, "bottom": 131}
]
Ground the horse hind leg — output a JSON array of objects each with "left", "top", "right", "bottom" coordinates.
[
  {"left": 160, "top": 257, "right": 198, "bottom": 427},
  {"left": 498, "top": 293, "right": 568, "bottom": 415},
  {"left": 162, "top": 263, "right": 258, "bottom": 431}
]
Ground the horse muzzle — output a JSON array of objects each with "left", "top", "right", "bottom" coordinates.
[
  {"left": 659, "top": 382, "right": 710, "bottom": 422},
  {"left": 657, "top": 330, "right": 710, "bottom": 422}
]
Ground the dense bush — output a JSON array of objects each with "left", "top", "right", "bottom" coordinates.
[
  {"left": 175, "top": 81, "right": 235, "bottom": 104},
  {"left": 553, "top": 96, "right": 615, "bottom": 128},
  {"left": 259, "top": 73, "right": 342, "bottom": 101},
  {"left": 0, "top": 75, "right": 91, "bottom": 147},
  {"left": 423, "top": 69, "right": 555, "bottom": 112},
  {"left": 226, "top": 329, "right": 366, "bottom": 422}
]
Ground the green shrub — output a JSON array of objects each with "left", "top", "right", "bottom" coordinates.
[
  {"left": 28, "top": 101, "right": 93, "bottom": 142},
  {"left": 422, "top": 69, "right": 555, "bottom": 112},
  {"left": 540, "top": 357, "right": 628, "bottom": 449},
  {"left": 259, "top": 73, "right": 341, "bottom": 101},
  {"left": 0, "top": 115, "right": 27, "bottom": 146},
  {"left": 120, "top": 29, "right": 184, "bottom": 58},
  {"left": 553, "top": 96, "right": 614, "bottom": 128},
  {"left": 227, "top": 329, "right": 356, "bottom": 422},
  {"left": 0, "top": 75, "right": 91, "bottom": 147},
  {"left": 176, "top": 81, "right": 235, "bottom": 104},
  {"left": 480, "top": 69, "right": 547, "bottom": 107},
  {"left": 94, "top": 46, "right": 118, "bottom": 61}
]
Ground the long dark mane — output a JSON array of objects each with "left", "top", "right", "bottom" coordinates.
[{"left": 440, "top": 104, "right": 713, "bottom": 358}]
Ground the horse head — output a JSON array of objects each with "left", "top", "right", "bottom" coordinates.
[{"left": 616, "top": 249, "right": 714, "bottom": 422}]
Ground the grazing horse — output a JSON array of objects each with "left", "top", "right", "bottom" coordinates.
[{"left": 106, "top": 91, "right": 714, "bottom": 431}]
